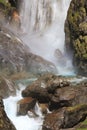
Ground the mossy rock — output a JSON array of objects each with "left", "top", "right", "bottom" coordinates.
[
  {"left": 74, "top": 36, "right": 87, "bottom": 60},
  {"left": 65, "top": 0, "right": 87, "bottom": 76},
  {"left": 76, "top": 119, "right": 87, "bottom": 130}
]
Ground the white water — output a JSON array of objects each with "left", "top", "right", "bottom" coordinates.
[
  {"left": 3, "top": 84, "right": 43, "bottom": 130},
  {"left": 19, "top": 0, "right": 74, "bottom": 75}
]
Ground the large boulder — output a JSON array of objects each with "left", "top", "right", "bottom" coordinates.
[
  {"left": 22, "top": 80, "right": 50, "bottom": 103},
  {"left": 0, "top": 97, "right": 16, "bottom": 130},
  {"left": 49, "top": 81, "right": 87, "bottom": 110},
  {"left": 0, "top": 25, "right": 57, "bottom": 75},
  {"left": 65, "top": 0, "right": 87, "bottom": 76}
]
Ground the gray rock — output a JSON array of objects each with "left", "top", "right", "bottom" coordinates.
[{"left": 0, "top": 25, "right": 57, "bottom": 75}]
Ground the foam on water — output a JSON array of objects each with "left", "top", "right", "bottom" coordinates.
[{"left": 3, "top": 84, "right": 43, "bottom": 130}]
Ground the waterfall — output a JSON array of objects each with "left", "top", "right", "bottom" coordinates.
[{"left": 19, "top": 0, "right": 74, "bottom": 75}]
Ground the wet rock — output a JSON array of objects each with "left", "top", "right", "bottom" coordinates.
[
  {"left": 27, "top": 109, "right": 38, "bottom": 118},
  {"left": 22, "top": 74, "right": 70, "bottom": 103},
  {"left": 0, "top": 97, "right": 16, "bottom": 130},
  {"left": 0, "top": 76, "right": 16, "bottom": 98},
  {"left": 54, "top": 49, "right": 67, "bottom": 66},
  {"left": 65, "top": 0, "right": 87, "bottom": 76},
  {"left": 0, "top": 25, "right": 57, "bottom": 75},
  {"left": 42, "top": 107, "right": 65, "bottom": 130},
  {"left": 50, "top": 83, "right": 87, "bottom": 110},
  {"left": 22, "top": 81, "right": 50, "bottom": 103},
  {"left": 75, "top": 118, "right": 87, "bottom": 129},
  {"left": 39, "top": 103, "right": 49, "bottom": 115},
  {"left": 46, "top": 75, "right": 70, "bottom": 94},
  {"left": 42, "top": 104, "right": 87, "bottom": 130},
  {"left": 17, "top": 97, "right": 36, "bottom": 115}
]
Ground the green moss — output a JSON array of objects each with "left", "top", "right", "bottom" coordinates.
[
  {"left": 0, "top": 0, "right": 10, "bottom": 7},
  {"left": 0, "top": 0, "right": 7, "bottom": 5},
  {"left": 74, "top": 35, "right": 87, "bottom": 60},
  {"left": 67, "top": 104, "right": 87, "bottom": 112},
  {"left": 77, "top": 128, "right": 87, "bottom": 130}
]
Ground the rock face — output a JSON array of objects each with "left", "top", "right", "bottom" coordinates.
[
  {"left": 0, "top": 25, "right": 57, "bottom": 75},
  {"left": 65, "top": 0, "right": 87, "bottom": 76},
  {"left": 0, "top": 98, "right": 16, "bottom": 130},
  {"left": 0, "top": 76, "right": 16, "bottom": 98}
]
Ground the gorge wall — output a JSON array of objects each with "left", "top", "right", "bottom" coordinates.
[{"left": 65, "top": 0, "right": 87, "bottom": 76}]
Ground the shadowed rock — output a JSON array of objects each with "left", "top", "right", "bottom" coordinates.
[
  {"left": 0, "top": 97, "right": 16, "bottom": 130},
  {"left": 42, "top": 104, "right": 87, "bottom": 130}
]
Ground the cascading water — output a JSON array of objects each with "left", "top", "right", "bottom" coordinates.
[
  {"left": 19, "top": 0, "right": 74, "bottom": 75},
  {"left": 3, "top": 1, "right": 75, "bottom": 130},
  {"left": 4, "top": 83, "right": 43, "bottom": 130}
]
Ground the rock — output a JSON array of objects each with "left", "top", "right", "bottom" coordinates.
[
  {"left": 27, "top": 109, "right": 38, "bottom": 118},
  {"left": 42, "top": 107, "right": 65, "bottom": 130},
  {"left": 0, "top": 76, "right": 16, "bottom": 98},
  {"left": 0, "top": 97, "right": 16, "bottom": 130},
  {"left": 65, "top": 0, "right": 87, "bottom": 76},
  {"left": 0, "top": 25, "right": 57, "bottom": 75},
  {"left": 17, "top": 97, "right": 36, "bottom": 115},
  {"left": 54, "top": 49, "right": 67, "bottom": 66},
  {"left": 22, "top": 74, "right": 70, "bottom": 103},
  {"left": 50, "top": 83, "right": 87, "bottom": 110},
  {"left": 46, "top": 75, "right": 70, "bottom": 94},
  {"left": 39, "top": 103, "right": 49, "bottom": 115},
  {"left": 42, "top": 104, "right": 87, "bottom": 130},
  {"left": 75, "top": 118, "right": 87, "bottom": 129},
  {"left": 22, "top": 81, "right": 50, "bottom": 103},
  {"left": 8, "top": 9, "right": 21, "bottom": 31}
]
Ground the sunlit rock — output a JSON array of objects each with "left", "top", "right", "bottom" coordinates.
[
  {"left": 38, "top": 103, "right": 49, "bottom": 115},
  {"left": 17, "top": 97, "right": 36, "bottom": 116}
]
